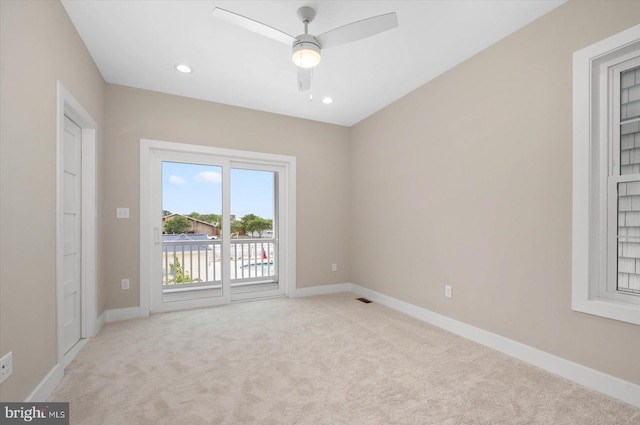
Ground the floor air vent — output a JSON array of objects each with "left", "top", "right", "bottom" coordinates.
[{"left": 356, "top": 297, "right": 372, "bottom": 304}]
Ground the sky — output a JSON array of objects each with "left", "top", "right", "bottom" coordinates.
[{"left": 162, "top": 162, "right": 274, "bottom": 219}]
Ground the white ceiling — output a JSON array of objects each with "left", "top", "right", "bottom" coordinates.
[{"left": 61, "top": 0, "right": 565, "bottom": 127}]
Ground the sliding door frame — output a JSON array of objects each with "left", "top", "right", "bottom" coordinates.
[{"left": 139, "top": 139, "right": 296, "bottom": 316}]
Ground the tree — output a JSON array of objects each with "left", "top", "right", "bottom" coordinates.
[
  {"left": 204, "top": 214, "right": 221, "bottom": 230},
  {"left": 168, "top": 256, "right": 199, "bottom": 284},
  {"left": 188, "top": 212, "right": 204, "bottom": 221},
  {"left": 246, "top": 217, "right": 271, "bottom": 238},
  {"left": 230, "top": 220, "right": 244, "bottom": 235},
  {"left": 164, "top": 216, "right": 191, "bottom": 234},
  {"left": 205, "top": 213, "right": 221, "bottom": 224},
  {"left": 239, "top": 214, "right": 258, "bottom": 236},
  {"left": 241, "top": 214, "right": 259, "bottom": 223},
  {"left": 162, "top": 210, "right": 172, "bottom": 217},
  {"left": 188, "top": 212, "right": 221, "bottom": 230}
]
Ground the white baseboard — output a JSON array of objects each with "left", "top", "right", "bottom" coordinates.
[
  {"left": 105, "top": 306, "right": 142, "bottom": 323},
  {"left": 30, "top": 284, "right": 638, "bottom": 408},
  {"left": 105, "top": 284, "right": 353, "bottom": 318},
  {"left": 62, "top": 339, "right": 88, "bottom": 369},
  {"left": 292, "top": 283, "right": 352, "bottom": 298},
  {"left": 24, "top": 310, "right": 113, "bottom": 402},
  {"left": 350, "top": 284, "right": 640, "bottom": 409},
  {"left": 24, "top": 364, "right": 63, "bottom": 402},
  {"left": 96, "top": 310, "right": 106, "bottom": 333}
]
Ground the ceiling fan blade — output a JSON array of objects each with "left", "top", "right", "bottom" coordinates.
[
  {"left": 317, "top": 12, "right": 398, "bottom": 49},
  {"left": 297, "top": 68, "right": 311, "bottom": 91},
  {"left": 212, "top": 7, "right": 296, "bottom": 45}
]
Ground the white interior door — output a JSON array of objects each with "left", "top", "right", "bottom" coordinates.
[{"left": 62, "top": 116, "right": 82, "bottom": 353}]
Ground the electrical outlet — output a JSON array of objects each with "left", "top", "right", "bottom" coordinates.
[
  {"left": 0, "top": 351, "right": 13, "bottom": 384},
  {"left": 332, "top": 263, "right": 338, "bottom": 272},
  {"left": 121, "top": 278, "right": 130, "bottom": 290},
  {"left": 445, "top": 285, "right": 452, "bottom": 298}
]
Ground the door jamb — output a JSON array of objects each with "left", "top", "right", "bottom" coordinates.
[{"left": 56, "top": 81, "right": 98, "bottom": 367}]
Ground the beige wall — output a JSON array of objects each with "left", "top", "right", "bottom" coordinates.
[
  {"left": 349, "top": 0, "right": 640, "bottom": 385},
  {"left": 103, "top": 84, "right": 350, "bottom": 309},
  {"left": 0, "top": 1, "right": 106, "bottom": 401}
]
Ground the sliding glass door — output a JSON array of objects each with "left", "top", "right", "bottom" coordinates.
[
  {"left": 148, "top": 148, "right": 287, "bottom": 312},
  {"left": 161, "top": 161, "right": 224, "bottom": 304},
  {"left": 229, "top": 165, "right": 280, "bottom": 299}
]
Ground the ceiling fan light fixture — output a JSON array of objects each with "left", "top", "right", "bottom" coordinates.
[
  {"left": 292, "top": 47, "right": 321, "bottom": 68},
  {"left": 292, "top": 37, "right": 321, "bottom": 69}
]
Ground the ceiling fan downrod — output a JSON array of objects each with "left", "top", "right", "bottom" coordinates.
[
  {"left": 292, "top": 6, "right": 321, "bottom": 69},
  {"left": 297, "top": 6, "right": 316, "bottom": 34}
]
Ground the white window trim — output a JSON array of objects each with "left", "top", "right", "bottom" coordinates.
[
  {"left": 139, "top": 139, "right": 297, "bottom": 316},
  {"left": 604, "top": 56, "right": 640, "bottom": 303},
  {"left": 573, "top": 24, "right": 640, "bottom": 325}
]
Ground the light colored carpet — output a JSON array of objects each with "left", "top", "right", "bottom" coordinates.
[{"left": 50, "top": 293, "right": 640, "bottom": 424}]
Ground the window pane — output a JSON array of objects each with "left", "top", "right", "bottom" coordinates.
[
  {"left": 617, "top": 181, "right": 640, "bottom": 294},
  {"left": 620, "top": 121, "right": 640, "bottom": 175},
  {"left": 620, "top": 67, "right": 640, "bottom": 175},
  {"left": 229, "top": 168, "right": 277, "bottom": 287},
  {"left": 621, "top": 66, "right": 640, "bottom": 121},
  {"left": 161, "top": 162, "right": 223, "bottom": 296}
]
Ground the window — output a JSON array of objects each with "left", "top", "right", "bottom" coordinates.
[
  {"left": 609, "top": 62, "right": 640, "bottom": 300},
  {"left": 573, "top": 24, "right": 640, "bottom": 325}
]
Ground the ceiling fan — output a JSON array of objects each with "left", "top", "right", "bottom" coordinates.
[{"left": 212, "top": 5, "right": 398, "bottom": 92}]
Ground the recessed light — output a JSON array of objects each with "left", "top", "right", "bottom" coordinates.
[
  {"left": 322, "top": 97, "right": 334, "bottom": 104},
  {"left": 176, "top": 64, "right": 192, "bottom": 74}
]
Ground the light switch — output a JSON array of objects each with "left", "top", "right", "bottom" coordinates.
[{"left": 116, "top": 208, "right": 130, "bottom": 219}]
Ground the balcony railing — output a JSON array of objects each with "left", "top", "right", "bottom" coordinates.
[{"left": 162, "top": 237, "right": 276, "bottom": 292}]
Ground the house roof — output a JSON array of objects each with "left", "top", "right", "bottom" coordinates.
[{"left": 163, "top": 213, "right": 217, "bottom": 228}]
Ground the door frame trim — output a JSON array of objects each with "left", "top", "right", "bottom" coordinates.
[
  {"left": 139, "top": 138, "right": 297, "bottom": 316},
  {"left": 56, "top": 81, "right": 98, "bottom": 367}
]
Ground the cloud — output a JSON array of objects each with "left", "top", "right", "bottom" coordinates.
[
  {"left": 168, "top": 175, "right": 186, "bottom": 185},
  {"left": 195, "top": 171, "right": 222, "bottom": 184}
]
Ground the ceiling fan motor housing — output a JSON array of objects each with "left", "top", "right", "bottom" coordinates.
[{"left": 292, "top": 34, "right": 321, "bottom": 68}]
